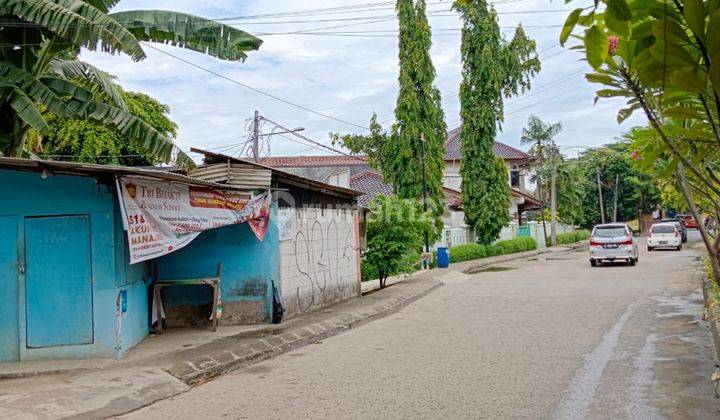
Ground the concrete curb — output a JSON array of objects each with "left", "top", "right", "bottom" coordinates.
[
  {"left": 454, "top": 242, "right": 587, "bottom": 275},
  {"left": 700, "top": 270, "right": 720, "bottom": 396},
  {"left": 167, "top": 281, "right": 443, "bottom": 385}
]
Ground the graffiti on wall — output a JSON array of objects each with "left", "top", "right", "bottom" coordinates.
[{"left": 282, "top": 208, "right": 357, "bottom": 313}]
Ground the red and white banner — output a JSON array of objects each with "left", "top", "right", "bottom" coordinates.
[{"left": 116, "top": 176, "right": 271, "bottom": 264}]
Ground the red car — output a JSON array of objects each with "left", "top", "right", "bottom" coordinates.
[{"left": 680, "top": 214, "right": 698, "bottom": 229}]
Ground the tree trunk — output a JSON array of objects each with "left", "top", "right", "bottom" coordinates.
[{"left": 677, "top": 165, "right": 720, "bottom": 285}]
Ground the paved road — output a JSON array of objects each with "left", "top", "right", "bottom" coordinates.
[{"left": 124, "top": 234, "right": 719, "bottom": 419}]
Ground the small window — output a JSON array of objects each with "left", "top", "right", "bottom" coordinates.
[
  {"left": 593, "top": 226, "right": 628, "bottom": 237},
  {"left": 510, "top": 170, "right": 520, "bottom": 188},
  {"left": 651, "top": 225, "right": 675, "bottom": 233}
]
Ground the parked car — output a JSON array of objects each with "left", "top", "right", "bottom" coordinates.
[
  {"left": 589, "top": 223, "right": 639, "bottom": 267},
  {"left": 660, "top": 218, "right": 687, "bottom": 243},
  {"left": 647, "top": 222, "right": 682, "bottom": 251},
  {"left": 680, "top": 214, "right": 698, "bottom": 229}
]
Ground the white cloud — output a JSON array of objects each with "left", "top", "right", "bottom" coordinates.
[{"left": 78, "top": 0, "right": 642, "bottom": 161}]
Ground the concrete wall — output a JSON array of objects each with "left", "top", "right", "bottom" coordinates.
[
  {"left": 442, "top": 161, "right": 527, "bottom": 193},
  {"left": 154, "top": 203, "right": 280, "bottom": 325},
  {"left": 0, "top": 170, "right": 149, "bottom": 362},
  {"left": 277, "top": 206, "right": 360, "bottom": 318}
]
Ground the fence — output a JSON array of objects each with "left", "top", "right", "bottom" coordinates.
[{"left": 439, "top": 221, "right": 576, "bottom": 250}]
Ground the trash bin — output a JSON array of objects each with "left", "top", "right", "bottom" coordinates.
[{"left": 437, "top": 247, "right": 450, "bottom": 268}]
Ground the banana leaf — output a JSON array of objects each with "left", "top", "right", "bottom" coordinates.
[{"left": 110, "top": 10, "right": 263, "bottom": 61}]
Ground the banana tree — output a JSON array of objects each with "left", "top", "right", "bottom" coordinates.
[{"left": 0, "top": 0, "right": 262, "bottom": 168}]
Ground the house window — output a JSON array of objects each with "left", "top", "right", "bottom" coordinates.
[{"left": 510, "top": 170, "right": 520, "bottom": 188}]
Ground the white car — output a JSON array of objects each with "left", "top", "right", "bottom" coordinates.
[
  {"left": 589, "top": 223, "right": 639, "bottom": 266},
  {"left": 647, "top": 222, "right": 682, "bottom": 251}
]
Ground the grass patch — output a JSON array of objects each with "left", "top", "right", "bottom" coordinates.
[
  {"left": 548, "top": 229, "right": 590, "bottom": 246},
  {"left": 447, "top": 237, "right": 537, "bottom": 264}
]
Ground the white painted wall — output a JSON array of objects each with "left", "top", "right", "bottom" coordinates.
[{"left": 277, "top": 206, "right": 360, "bottom": 318}]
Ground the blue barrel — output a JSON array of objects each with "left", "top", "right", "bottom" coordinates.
[{"left": 437, "top": 247, "right": 450, "bottom": 268}]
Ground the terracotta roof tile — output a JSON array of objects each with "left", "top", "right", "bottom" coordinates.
[
  {"left": 260, "top": 129, "right": 532, "bottom": 169},
  {"left": 349, "top": 170, "right": 463, "bottom": 209},
  {"left": 260, "top": 155, "right": 368, "bottom": 167},
  {"left": 444, "top": 127, "right": 533, "bottom": 161}
]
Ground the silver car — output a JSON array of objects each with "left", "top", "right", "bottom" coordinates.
[{"left": 589, "top": 223, "right": 639, "bottom": 267}]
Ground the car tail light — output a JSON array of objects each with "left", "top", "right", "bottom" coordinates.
[
  {"left": 620, "top": 238, "right": 632, "bottom": 245},
  {"left": 589, "top": 238, "right": 602, "bottom": 246}
]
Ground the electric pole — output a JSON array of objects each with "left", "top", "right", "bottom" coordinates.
[
  {"left": 612, "top": 173, "right": 620, "bottom": 223},
  {"left": 550, "top": 155, "right": 557, "bottom": 246},
  {"left": 252, "top": 110, "right": 260, "bottom": 162},
  {"left": 420, "top": 133, "right": 429, "bottom": 268},
  {"left": 596, "top": 168, "right": 605, "bottom": 224}
]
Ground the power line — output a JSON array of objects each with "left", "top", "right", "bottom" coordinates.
[
  {"left": 141, "top": 42, "right": 369, "bottom": 131},
  {"left": 222, "top": 9, "right": 578, "bottom": 25},
  {"left": 261, "top": 116, "right": 366, "bottom": 161}
]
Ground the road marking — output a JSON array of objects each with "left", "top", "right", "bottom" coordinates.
[{"left": 555, "top": 302, "right": 638, "bottom": 419}]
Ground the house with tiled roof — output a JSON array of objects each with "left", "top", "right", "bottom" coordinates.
[{"left": 261, "top": 128, "right": 539, "bottom": 220}]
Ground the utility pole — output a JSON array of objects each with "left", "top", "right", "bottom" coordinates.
[
  {"left": 420, "top": 133, "right": 429, "bottom": 268},
  {"left": 252, "top": 110, "right": 260, "bottom": 163},
  {"left": 596, "top": 168, "right": 605, "bottom": 224},
  {"left": 550, "top": 153, "right": 557, "bottom": 246},
  {"left": 612, "top": 173, "right": 620, "bottom": 223}
]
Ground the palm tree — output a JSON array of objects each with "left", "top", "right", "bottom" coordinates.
[
  {"left": 519, "top": 115, "right": 562, "bottom": 201},
  {"left": 0, "top": 1, "right": 262, "bottom": 168}
]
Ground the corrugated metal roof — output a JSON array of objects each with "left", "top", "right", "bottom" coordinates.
[
  {"left": 190, "top": 148, "right": 363, "bottom": 198},
  {"left": 0, "top": 157, "right": 248, "bottom": 190}
]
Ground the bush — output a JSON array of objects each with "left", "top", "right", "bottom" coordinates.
[
  {"left": 447, "top": 237, "right": 537, "bottom": 264},
  {"left": 548, "top": 229, "right": 591, "bottom": 246},
  {"left": 361, "top": 195, "right": 433, "bottom": 287}
]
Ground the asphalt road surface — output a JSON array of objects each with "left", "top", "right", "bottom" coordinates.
[{"left": 124, "top": 233, "right": 719, "bottom": 419}]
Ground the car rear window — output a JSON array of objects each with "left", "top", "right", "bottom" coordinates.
[
  {"left": 593, "top": 227, "right": 628, "bottom": 237},
  {"left": 651, "top": 225, "right": 675, "bottom": 233}
]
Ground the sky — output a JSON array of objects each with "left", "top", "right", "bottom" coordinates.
[{"left": 82, "top": 0, "right": 646, "bottom": 162}]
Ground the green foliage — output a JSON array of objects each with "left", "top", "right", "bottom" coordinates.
[
  {"left": 330, "top": 114, "right": 388, "bottom": 172},
  {"left": 384, "top": 0, "right": 447, "bottom": 237},
  {"left": 548, "top": 230, "right": 591, "bottom": 246},
  {"left": 362, "top": 195, "right": 433, "bottom": 287},
  {"left": 576, "top": 141, "right": 660, "bottom": 228},
  {"left": 448, "top": 236, "right": 537, "bottom": 263},
  {"left": 41, "top": 90, "right": 178, "bottom": 166},
  {"left": 0, "top": 1, "right": 261, "bottom": 167},
  {"left": 454, "top": 0, "right": 540, "bottom": 244}
]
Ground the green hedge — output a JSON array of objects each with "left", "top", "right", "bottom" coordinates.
[
  {"left": 548, "top": 229, "right": 590, "bottom": 246},
  {"left": 447, "top": 237, "right": 537, "bottom": 264}
]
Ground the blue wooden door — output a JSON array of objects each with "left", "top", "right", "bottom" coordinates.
[
  {"left": 25, "top": 215, "right": 93, "bottom": 348},
  {"left": 0, "top": 216, "right": 19, "bottom": 361}
]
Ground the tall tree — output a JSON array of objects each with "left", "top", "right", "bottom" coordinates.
[
  {"left": 385, "top": 0, "right": 447, "bottom": 234},
  {"left": 454, "top": 0, "right": 540, "bottom": 244},
  {"left": 0, "top": 1, "right": 262, "bottom": 168},
  {"left": 520, "top": 115, "right": 562, "bottom": 201},
  {"left": 41, "top": 89, "right": 177, "bottom": 166}
]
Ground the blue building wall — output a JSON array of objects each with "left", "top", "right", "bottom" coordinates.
[
  {"left": 155, "top": 203, "right": 280, "bottom": 324},
  {"left": 0, "top": 170, "right": 149, "bottom": 362},
  {"left": 0, "top": 169, "right": 280, "bottom": 363}
]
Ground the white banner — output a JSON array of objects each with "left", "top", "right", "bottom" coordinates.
[{"left": 116, "top": 176, "right": 271, "bottom": 264}]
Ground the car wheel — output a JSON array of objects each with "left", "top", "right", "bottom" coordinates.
[
  {"left": 629, "top": 258, "right": 636, "bottom": 266},
  {"left": 677, "top": 244, "right": 682, "bottom": 251},
  {"left": 647, "top": 246, "right": 653, "bottom": 252},
  {"left": 590, "top": 260, "right": 597, "bottom": 267}
]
